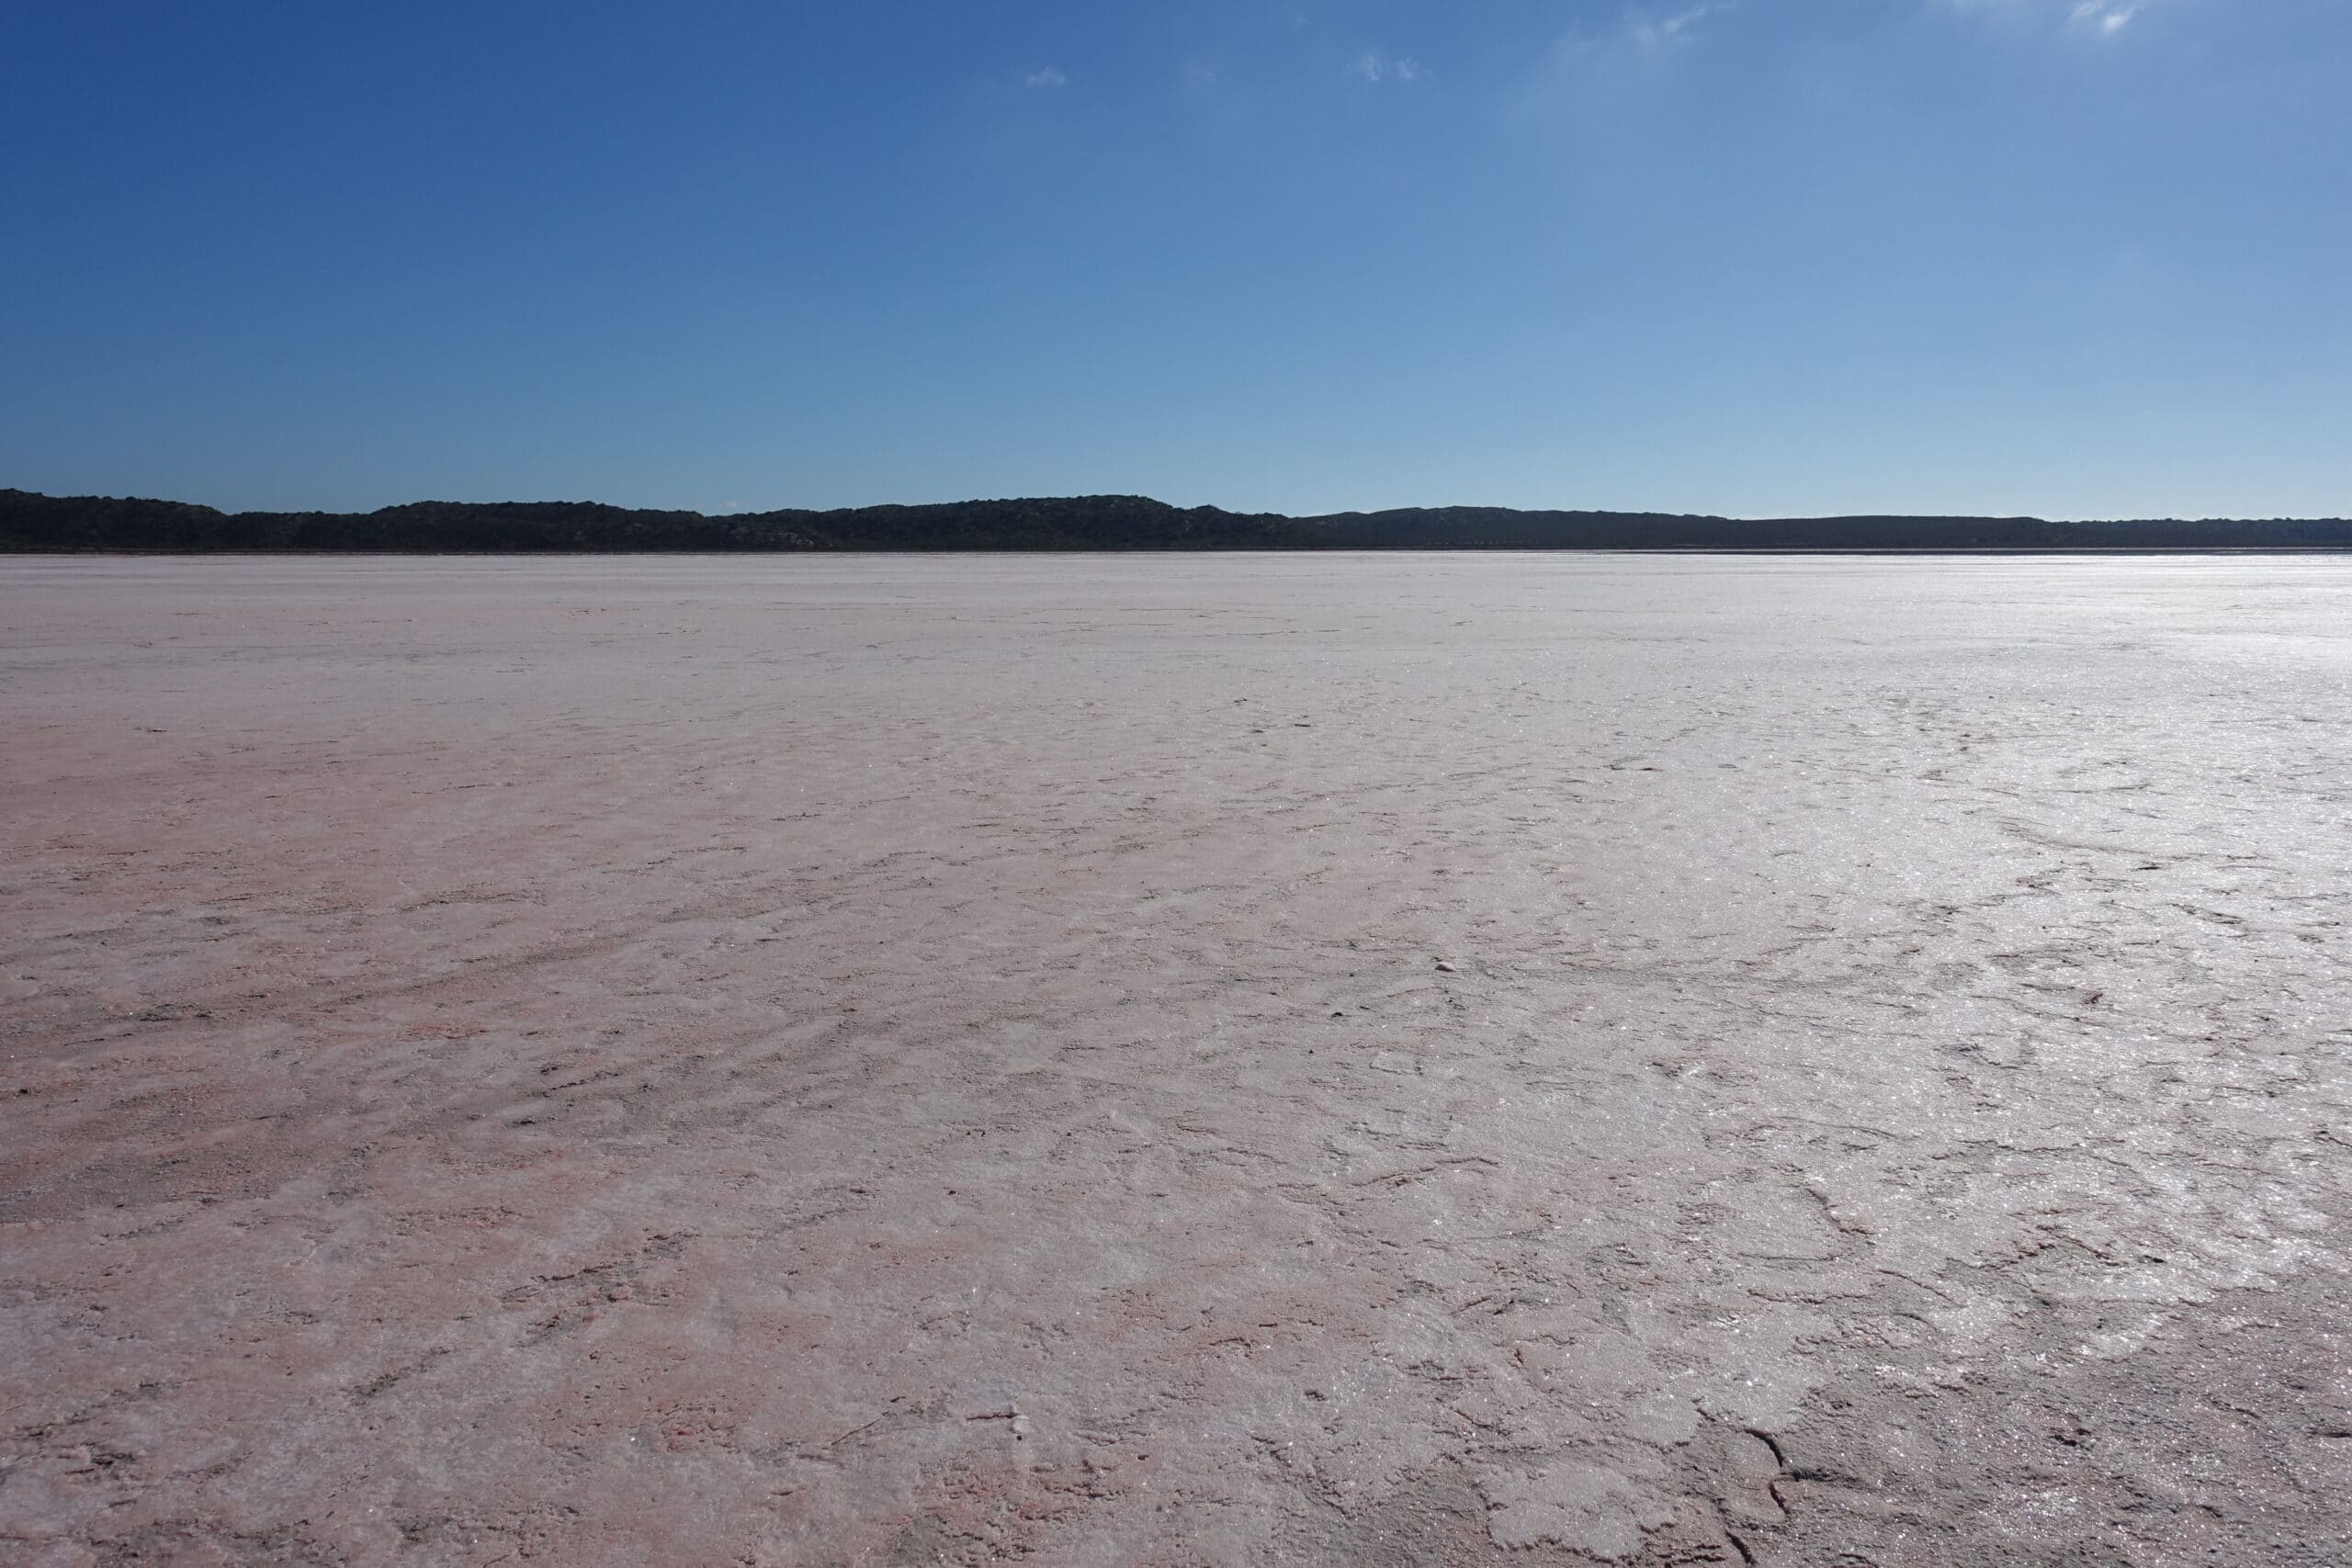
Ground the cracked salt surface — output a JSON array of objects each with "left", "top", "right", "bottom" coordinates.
[{"left": 2, "top": 554, "right": 2349, "bottom": 1565}]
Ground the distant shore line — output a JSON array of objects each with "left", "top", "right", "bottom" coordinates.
[{"left": 7, "top": 488, "right": 2350, "bottom": 554}]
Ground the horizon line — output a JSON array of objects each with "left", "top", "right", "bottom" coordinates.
[{"left": 7, "top": 486, "right": 2346, "bottom": 528}]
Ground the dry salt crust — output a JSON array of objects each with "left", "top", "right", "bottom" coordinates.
[{"left": 2, "top": 554, "right": 2348, "bottom": 1567}]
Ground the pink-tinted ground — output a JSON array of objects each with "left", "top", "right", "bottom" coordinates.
[{"left": 2, "top": 555, "right": 2348, "bottom": 1567}]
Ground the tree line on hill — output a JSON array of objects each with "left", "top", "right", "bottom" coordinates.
[{"left": 5, "top": 488, "right": 2349, "bottom": 553}]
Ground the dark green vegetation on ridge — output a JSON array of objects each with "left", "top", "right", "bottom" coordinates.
[{"left": 6, "top": 488, "right": 2350, "bottom": 552}]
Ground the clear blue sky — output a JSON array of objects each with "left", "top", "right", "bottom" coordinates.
[{"left": 4, "top": 2, "right": 2346, "bottom": 518}]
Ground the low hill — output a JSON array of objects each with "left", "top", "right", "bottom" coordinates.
[{"left": 5, "top": 488, "right": 2347, "bottom": 552}]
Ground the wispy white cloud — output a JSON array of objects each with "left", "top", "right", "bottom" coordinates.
[
  {"left": 1351, "top": 51, "right": 1428, "bottom": 85},
  {"left": 1935, "top": 0, "right": 2146, "bottom": 38},
  {"left": 2069, "top": 1, "right": 2139, "bottom": 34},
  {"left": 1529, "top": 2, "right": 1734, "bottom": 84},
  {"left": 1023, "top": 66, "right": 1067, "bottom": 88},
  {"left": 1630, "top": 3, "right": 1733, "bottom": 51}
]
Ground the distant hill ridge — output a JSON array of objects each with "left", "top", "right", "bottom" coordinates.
[{"left": 5, "top": 488, "right": 2349, "bottom": 553}]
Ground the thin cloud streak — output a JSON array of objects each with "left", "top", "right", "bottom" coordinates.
[
  {"left": 1936, "top": 0, "right": 2147, "bottom": 38},
  {"left": 2071, "top": 2, "right": 2140, "bottom": 34},
  {"left": 1631, "top": 3, "right": 1733, "bottom": 51}
]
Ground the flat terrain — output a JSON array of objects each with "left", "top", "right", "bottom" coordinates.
[{"left": 2, "top": 555, "right": 2347, "bottom": 1567}]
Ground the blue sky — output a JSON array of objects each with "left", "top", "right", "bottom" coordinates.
[{"left": 3, "top": 1, "right": 2346, "bottom": 518}]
